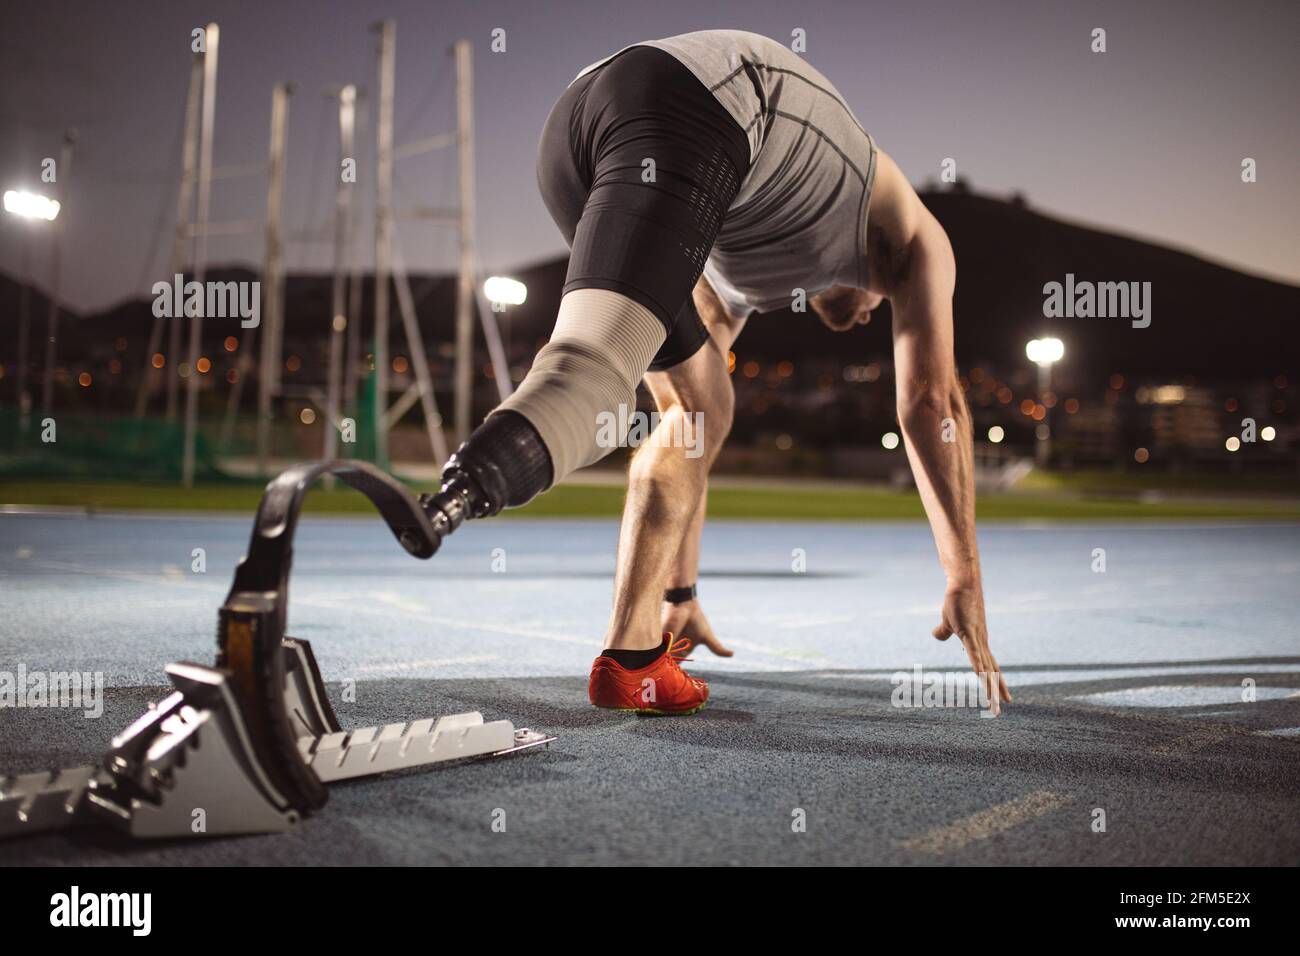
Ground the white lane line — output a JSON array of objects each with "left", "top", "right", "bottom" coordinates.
[
  {"left": 849, "top": 598, "right": 1219, "bottom": 619},
  {"left": 900, "top": 789, "right": 1069, "bottom": 855},
  {"left": 720, "top": 638, "right": 836, "bottom": 661},
  {"left": 301, "top": 591, "right": 859, "bottom": 667},
  {"left": 296, "top": 592, "right": 593, "bottom": 648},
  {"left": 811, "top": 664, "right": 1300, "bottom": 684},
  {"left": 25, "top": 558, "right": 218, "bottom": 590},
  {"left": 353, "top": 654, "right": 500, "bottom": 674},
  {"left": 686, "top": 656, "right": 809, "bottom": 674},
  {"left": 771, "top": 614, "right": 856, "bottom": 630},
  {"left": 1071, "top": 686, "right": 1300, "bottom": 708},
  {"left": 1256, "top": 727, "right": 1300, "bottom": 738}
]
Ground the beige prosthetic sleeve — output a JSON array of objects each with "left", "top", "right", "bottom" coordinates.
[{"left": 494, "top": 288, "right": 666, "bottom": 486}]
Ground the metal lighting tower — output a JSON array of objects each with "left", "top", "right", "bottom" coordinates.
[
  {"left": 322, "top": 84, "right": 357, "bottom": 471},
  {"left": 134, "top": 52, "right": 201, "bottom": 421},
  {"left": 343, "top": 92, "right": 368, "bottom": 421},
  {"left": 253, "top": 81, "right": 293, "bottom": 472},
  {"left": 181, "top": 22, "right": 219, "bottom": 488},
  {"left": 221, "top": 82, "right": 292, "bottom": 455},
  {"left": 371, "top": 19, "right": 396, "bottom": 468},
  {"left": 363, "top": 27, "right": 507, "bottom": 468},
  {"left": 453, "top": 39, "right": 475, "bottom": 444}
]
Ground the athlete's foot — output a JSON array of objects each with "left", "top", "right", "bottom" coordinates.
[{"left": 589, "top": 634, "right": 709, "bottom": 715}]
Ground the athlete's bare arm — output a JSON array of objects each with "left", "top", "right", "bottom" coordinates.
[{"left": 868, "top": 150, "right": 1011, "bottom": 714}]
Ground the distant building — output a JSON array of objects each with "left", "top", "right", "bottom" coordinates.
[
  {"left": 1140, "top": 385, "right": 1221, "bottom": 454},
  {"left": 1060, "top": 403, "right": 1120, "bottom": 460}
]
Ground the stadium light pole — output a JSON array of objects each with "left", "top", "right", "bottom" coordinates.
[
  {"left": 3, "top": 188, "right": 61, "bottom": 430},
  {"left": 483, "top": 276, "right": 526, "bottom": 378},
  {"left": 43, "top": 132, "right": 76, "bottom": 418},
  {"left": 1026, "top": 337, "right": 1064, "bottom": 467}
]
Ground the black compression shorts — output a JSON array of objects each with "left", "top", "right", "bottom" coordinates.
[{"left": 536, "top": 46, "right": 751, "bottom": 371}]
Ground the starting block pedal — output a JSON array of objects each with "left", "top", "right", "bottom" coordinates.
[
  {"left": 280, "top": 634, "right": 555, "bottom": 783},
  {"left": 0, "top": 459, "right": 556, "bottom": 842},
  {"left": 303, "top": 715, "right": 540, "bottom": 782}
]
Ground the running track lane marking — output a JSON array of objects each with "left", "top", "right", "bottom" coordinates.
[
  {"left": 301, "top": 592, "right": 846, "bottom": 670},
  {"left": 353, "top": 654, "right": 500, "bottom": 674},
  {"left": 899, "top": 789, "right": 1068, "bottom": 855}
]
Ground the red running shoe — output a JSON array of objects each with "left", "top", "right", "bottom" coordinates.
[{"left": 588, "top": 635, "right": 709, "bottom": 715}]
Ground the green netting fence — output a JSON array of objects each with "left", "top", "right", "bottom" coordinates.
[{"left": 0, "top": 409, "right": 230, "bottom": 482}]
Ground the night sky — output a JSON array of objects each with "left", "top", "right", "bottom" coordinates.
[{"left": 1, "top": 0, "right": 1297, "bottom": 313}]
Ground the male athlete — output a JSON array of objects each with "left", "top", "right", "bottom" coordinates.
[{"left": 418, "top": 30, "right": 1011, "bottom": 716}]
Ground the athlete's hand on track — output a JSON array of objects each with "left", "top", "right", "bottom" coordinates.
[
  {"left": 662, "top": 599, "right": 734, "bottom": 658},
  {"left": 932, "top": 585, "right": 1011, "bottom": 716}
]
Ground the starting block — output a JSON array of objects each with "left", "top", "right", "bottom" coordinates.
[{"left": 0, "top": 460, "right": 554, "bottom": 841}]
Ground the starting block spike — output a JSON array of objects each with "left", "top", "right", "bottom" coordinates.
[
  {"left": 85, "top": 662, "right": 303, "bottom": 838},
  {"left": 0, "top": 766, "right": 104, "bottom": 838}
]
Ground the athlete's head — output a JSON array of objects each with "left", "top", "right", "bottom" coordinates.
[{"left": 810, "top": 286, "right": 883, "bottom": 332}]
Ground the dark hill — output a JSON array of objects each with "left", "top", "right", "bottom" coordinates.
[{"left": 3, "top": 189, "right": 1295, "bottom": 385}]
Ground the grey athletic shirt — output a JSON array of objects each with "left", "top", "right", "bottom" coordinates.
[{"left": 577, "top": 30, "right": 878, "bottom": 317}]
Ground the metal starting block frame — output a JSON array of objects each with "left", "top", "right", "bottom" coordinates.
[{"left": 0, "top": 460, "right": 554, "bottom": 841}]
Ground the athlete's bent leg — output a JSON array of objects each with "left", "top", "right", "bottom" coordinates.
[
  {"left": 603, "top": 295, "right": 736, "bottom": 652},
  {"left": 658, "top": 286, "right": 747, "bottom": 656}
]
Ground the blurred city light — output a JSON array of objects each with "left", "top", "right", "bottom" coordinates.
[
  {"left": 988, "top": 426, "right": 1005, "bottom": 443},
  {"left": 3, "top": 189, "right": 61, "bottom": 221},
  {"left": 881, "top": 431, "right": 900, "bottom": 450},
  {"left": 1025, "top": 337, "right": 1064, "bottom": 366},
  {"left": 483, "top": 276, "right": 527, "bottom": 306},
  {"left": 1225, "top": 436, "right": 1241, "bottom": 452},
  {"left": 1261, "top": 426, "right": 1276, "bottom": 442}
]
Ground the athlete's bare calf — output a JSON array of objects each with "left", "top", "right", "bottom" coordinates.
[{"left": 603, "top": 279, "right": 743, "bottom": 654}]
